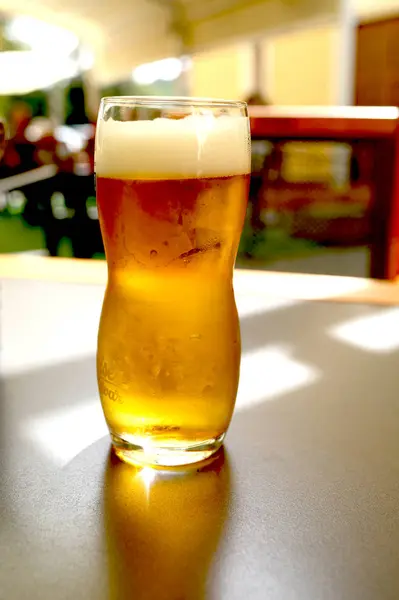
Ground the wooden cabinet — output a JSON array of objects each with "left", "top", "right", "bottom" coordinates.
[{"left": 355, "top": 16, "right": 399, "bottom": 107}]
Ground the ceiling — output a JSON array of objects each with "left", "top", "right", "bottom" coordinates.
[
  {"left": 181, "top": 0, "right": 256, "bottom": 23},
  {"left": 0, "top": 0, "right": 341, "bottom": 84}
]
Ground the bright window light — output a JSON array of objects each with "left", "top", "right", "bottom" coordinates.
[
  {"left": 132, "top": 57, "right": 183, "bottom": 85},
  {"left": 329, "top": 307, "right": 399, "bottom": 353},
  {"left": 6, "top": 16, "right": 78, "bottom": 55},
  {"left": 78, "top": 47, "right": 94, "bottom": 71},
  {"left": 0, "top": 51, "right": 78, "bottom": 94},
  {"left": 236, "top": 345, "right": 320, "bottom": 411}
]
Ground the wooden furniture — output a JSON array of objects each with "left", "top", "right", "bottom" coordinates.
[
  {"left": 355, "top": 15, "right": 399, "bottom": 107},
  {"left": 2, "top": 256, "right": 399, "bottom": 599},
  {"left": 249, "top": 106, "right": 399, "bottom": 279}
]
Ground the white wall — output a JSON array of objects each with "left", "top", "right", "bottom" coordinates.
[
  {"left": 261, "top": 25, "right": 339, "bottom": 106},
  {"left": 190, "top": 44, "right": 254, "bottom": 100}
]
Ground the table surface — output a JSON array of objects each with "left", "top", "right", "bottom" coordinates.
[{"left": 1, "top": 257, "right": 399, "bottom": 600}]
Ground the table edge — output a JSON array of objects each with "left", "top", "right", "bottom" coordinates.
[{"left": 1, "top": 255, "right": 399, "bottom": 306}]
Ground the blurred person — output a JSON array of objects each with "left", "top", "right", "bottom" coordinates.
[
  {"left": 33, "top": 121, "right": 96, "bottom": 257},
  {"left": 66, "top": 86, "right": 89, "bottom": 126},
  {"left": 31, "top": 120, "right": 72, "bottom": 256},
  {"left": 8, "top": 101, "right": 33, "bottom": 139},
  {"left": 0, "top": 105, "right": 96, "bottom": 257},
  {"left": 59, "top": 124, "right": 99, "bottom": 259},
  {"left": 3, "top": 102, "right": 36, "bottom": 173},
  {"left": 15, "top": 117, "right": 58, "bottom": 232},
  {"left": 2, "top": 103, "right": 43, "bottom": 229},
  {"left": 6, "top": 114, "right": 70, "bottom": 254},
  {"left": 81, "top": 126, "right": 95, "bottom": 173}
]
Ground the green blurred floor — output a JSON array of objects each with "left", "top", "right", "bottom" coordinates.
[
  {"left": 0, "top": 214, "right": 367, "bottom": 277},
  {"left": 0, "top": 214, "right": 44, "bottom": 253},
  {"left": 1, "top": 215, "right": 319, "bottom": 261},
  {"left": 0, "top": 214, "right": 73, "bottom": 256}
]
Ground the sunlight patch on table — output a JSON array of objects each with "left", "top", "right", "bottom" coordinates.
[
  {"left": 234, "top": 270, "right": 369, "bottom": 300},
  {"left": 22, "top": 399, "right": 108, "bottom": 467},
  {"left": 237, "top": 295, "right": 299, "bottom": 318},
  {"left": 236, "top": 346, "right": 320, "bottom": 410},
  {"left": 329, "top": 307, "right": 399, "bottom": 353}
]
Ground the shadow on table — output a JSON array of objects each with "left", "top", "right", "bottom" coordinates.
[
  {"left": 2, "top": 354, "right": 97, "bottom": 420},
  {"left": 241, "top": 298, "right": 377, "bottom": 354},
  {"left": 103, "top": 446, "right": 231, "bottom": 600}
]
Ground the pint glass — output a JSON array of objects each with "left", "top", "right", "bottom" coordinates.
[{"left": 95, "top": 97, "right": 250, "bottom": 466}]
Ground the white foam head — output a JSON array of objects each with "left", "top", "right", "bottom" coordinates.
[{"left": 95, "top": 114, "right": 251, "bottom": 179}]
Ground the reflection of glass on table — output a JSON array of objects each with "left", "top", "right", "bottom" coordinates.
[{"left": 104, "top": 447, "right": 230, "bottom": 599}]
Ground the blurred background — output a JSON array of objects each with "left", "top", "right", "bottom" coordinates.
[{"left": 1, "top": 0, "right": 399, "bottom": 277}]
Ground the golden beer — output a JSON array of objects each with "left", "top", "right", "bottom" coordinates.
[{"left": 96, "top": 98, "right": 250, "bottom": 466}]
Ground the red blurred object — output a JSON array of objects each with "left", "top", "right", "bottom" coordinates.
[
  {"left": 0, "top": 122, "right": 5, "bottom": 161},
  {"left": 249, "top": 106, "right": 399, "bottom": 280}
]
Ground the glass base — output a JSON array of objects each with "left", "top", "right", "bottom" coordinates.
[{"left": 110, "top": 431, "right": 225, "bottom": 467}]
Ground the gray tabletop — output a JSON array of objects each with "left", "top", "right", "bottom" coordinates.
[{"left": 1, "top": 276, "right": 399, "bottom": 600}]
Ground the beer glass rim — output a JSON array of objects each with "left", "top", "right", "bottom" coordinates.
[{"left": 100, "top": 96, "right": 247, "bottom": 110}]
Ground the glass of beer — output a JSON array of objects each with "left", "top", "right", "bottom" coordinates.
[{"left": 95, "top": 97, "right": 250, "bottom": 467}]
